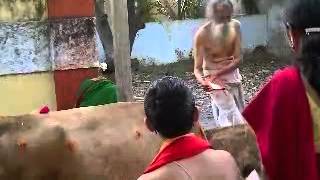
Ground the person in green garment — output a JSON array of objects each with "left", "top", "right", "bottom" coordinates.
[{"left": 75, "top": 62, "right": 118, "bottom": 108}]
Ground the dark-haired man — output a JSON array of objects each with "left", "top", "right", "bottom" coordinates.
[{"left": 138, "top": 77, "right": 241, "bottom": 180}]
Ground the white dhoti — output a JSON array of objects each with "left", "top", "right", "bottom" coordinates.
[{"left": 204, "top": 69, "right": 245, "bottom": 128}]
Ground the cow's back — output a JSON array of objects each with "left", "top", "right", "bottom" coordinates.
[
  {"left": 0, "top": 103, "right": 262, "bottom": 179},
  {"left": 0, "top": 103, "right": 162, "bottom": 180}
]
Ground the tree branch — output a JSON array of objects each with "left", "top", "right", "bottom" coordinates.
[
  {"left": 95, "top": 0, "right": 114, "bottom": 63},
  {"left": 160, "top": 0, "right": 178, "bottom": 20}
]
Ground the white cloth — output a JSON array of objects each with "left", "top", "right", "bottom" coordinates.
[
  {"left": 246, "top": 170, "right": 261, "bottom": 180},
  {"left": 202, "top": 69, "right": 245, "bottom": 129},
  {"left": 203, "top": 68, "right": 242, "bottom": 84},
  {"left": 209, "top": 87, "right": 245, "bottom": 128}
]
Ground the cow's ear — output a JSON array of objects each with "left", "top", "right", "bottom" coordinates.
[
  {"left": 193, "top": 107, "right": 200, "bottom": 123},
  {"left": 144, "top": 117, "right": 155, "bottom": 132}
]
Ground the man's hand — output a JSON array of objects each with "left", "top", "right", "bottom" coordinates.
[
  {"left": 200, "top": 75, "right": 226, "bottom": 92},
  {"left": 200, "top": 78, "right": 212, "bottom": 92},
  {"left": 214, "top": 56, "right": 235, "bottom": 63},
  {"left": 205, "top": 74, "right": 226, "bottom": 89}
]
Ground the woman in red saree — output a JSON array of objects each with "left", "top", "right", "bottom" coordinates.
[{"left": 243, "top": 0, "right": 320, "bottom": 179}]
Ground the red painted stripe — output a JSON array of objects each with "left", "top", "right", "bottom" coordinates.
[
  {"left": 54, "top": 68, "right": 98, "bottom": 110},
  {"left": 48, "top": 0, "right": 94, "bottom": 18}
]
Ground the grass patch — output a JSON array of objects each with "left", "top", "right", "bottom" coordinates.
[{"left": 134, "top": 59, "right": 193, "bottom": 80}]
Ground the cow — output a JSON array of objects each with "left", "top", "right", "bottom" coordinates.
[{"left": 0, "top": 102, "right": 262, "bottom": 179}]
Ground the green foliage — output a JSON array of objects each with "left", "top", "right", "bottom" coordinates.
[
  {"left": 153, "top": 1, "right": 171, "bottom": 19},
  {"left": 34, "top": 0, "right": 46, "bottom": 19},
  {"left": 241, "top": 0, "right": 288, "bottom": 14},
  {"left": 241, "top": 0, "right": 260, "bottom": 14},
  {"left": 127, "top": 0, "right": 204, "bottom": 22},
  {"left": 177, "top": 0, "right": 203, "bottom": 20},
  {"left": 0, "top": 0, "right": 47, "bottom": 21},
  {"left": 135, "top": 0, "right": 159, "bottom": 22}
]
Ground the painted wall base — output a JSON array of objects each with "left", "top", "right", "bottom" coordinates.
[
  {"left": 54, "top": 68, "right": 98, "bottom": 110},
  {"left": 0, "top": 72, "right": 57, "bottom": 116}
]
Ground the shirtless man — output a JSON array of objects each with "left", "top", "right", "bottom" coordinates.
[
  {"left": 193, "top": 0, "right": 244, "bottom": 127},
  {"left": 138, "top": 77, "right": 241, "bottom": 180}
]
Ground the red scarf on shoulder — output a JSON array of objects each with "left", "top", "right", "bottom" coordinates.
[
  {"left": 243, "top": 66, "right": 319, "bottom": 180},
  {"left": 144, "top": 134, "right": 211, "bottom": 174}
]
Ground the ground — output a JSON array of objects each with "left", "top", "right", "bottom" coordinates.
[{"left": 132, "top": 46, "right": 289, "bottom": 129}]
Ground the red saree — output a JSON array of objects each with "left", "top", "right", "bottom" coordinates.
[{"left": 243, "top": 66, "right": 319, "bottom": 180}]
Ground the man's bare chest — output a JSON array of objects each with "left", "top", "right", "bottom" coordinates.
[{"left": 204, "top": 24, "right": 237, "bottom": 50}]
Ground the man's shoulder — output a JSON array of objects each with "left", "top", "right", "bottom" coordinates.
[
  {"left": 231, "top": 19, "right": 241, "bottom": 26},
  {"left": 138, "top": 150, "right": 240, "bottom": 180},
  {"left": 231, "top": 19, "right": 241, "bottom": 30},
  {"left": 203, "top": 149, "right": 236, "bottom": 163},
  {"left": 137, "top": 174, "right": 152, "bottom": 180},
  {"left": 201, "top": 21, "right": 212, "bottom": 29},
  {"left": 190, "top": 149, "right": 238, "bottom": 171},
  {"left": 204, "top": 150, "right": 241, "bottom": 178},
  {"left": 137, "top": 164, "right": 179, "bottom": 180},
  {"left": 193, "top": 150, "right": 241, "bottom": 179},
  {"left": 195, "top": 22, "right": 210, "bottom": 38}
]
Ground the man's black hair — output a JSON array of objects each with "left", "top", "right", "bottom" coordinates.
[{"left": 144, "top": 76, "right": 196, "bottom": 139}]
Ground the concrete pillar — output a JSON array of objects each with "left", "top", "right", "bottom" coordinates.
[{"left": 48, "top": 0, "right": 99, "bottom": 110}]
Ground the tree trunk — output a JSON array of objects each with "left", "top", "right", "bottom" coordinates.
[
  {"left": 161, "top": 0, "right": 178, "bottom": 20},
  {"left": 242, "top": 0, "right": 260, "bottom": 14},
  {"left": 95, "top": 0, "right": 114, "bottom": 64},
  {"left": 95, "top": 0, "right": 146, "bottom": 57},
  {"left": 177, "top": 0, "right": 182, "bottom": 20},
  {"left": 127, "top": 0, "right": 138, "bottom": 53},
  {"left": 128, "top": 0, "right": 147, "bottom": 53},
  {"left": 111, "top": 0, "right": 133, "bottom": 102}
]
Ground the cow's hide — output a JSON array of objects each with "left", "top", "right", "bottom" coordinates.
[
  {"left": 206, "top": 125, "right": 264, "bottom": 178},
  {"left": 0, "top": 102, "right": 262, "bottom": 179}
]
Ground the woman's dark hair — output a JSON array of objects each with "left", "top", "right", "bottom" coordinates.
[
  {"left": 284, "top": 0, "right": 320, "bottom": 95},
  {"left": 144, "top": 77, "right": 196, "bottom": 139}
]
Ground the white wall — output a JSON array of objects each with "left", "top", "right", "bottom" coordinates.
[{"left": 128, "top": 14, "right": 268, "bottom": 64}]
